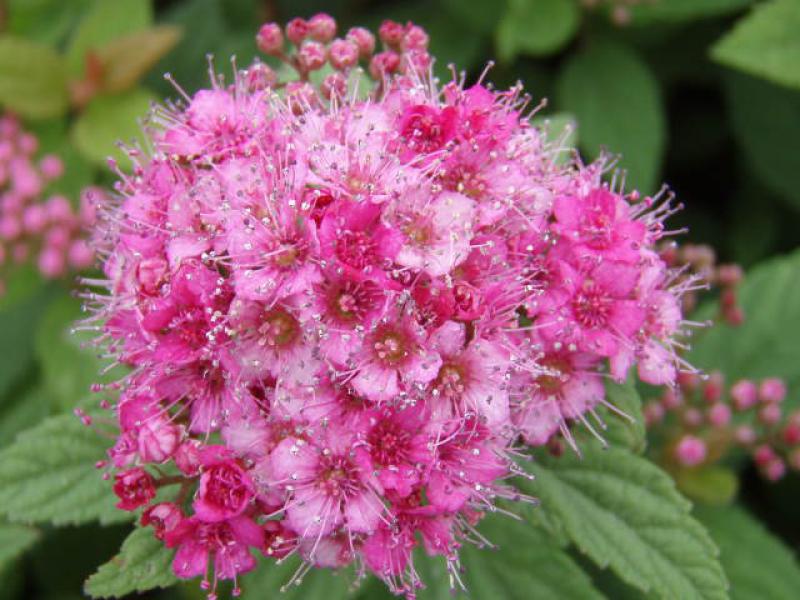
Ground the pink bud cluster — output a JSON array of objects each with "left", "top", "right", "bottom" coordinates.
[
  {"left": 0, "top": 114, "right": 96, "bottom": 290},
  {"left": 83, "top": 15, "right": 690, "bottom": 599},
  {"left": 659, "top": 242, "right": 744, "bottom": 325},
  {"left": 255, "top": 14, "right": 431, "bottom": 97},
  {"left": 646, "top": 371, "right": 797, "bottom": 481}
]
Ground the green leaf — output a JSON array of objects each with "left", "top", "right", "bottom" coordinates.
[
  {"left": 66, "top": 0, "right": 153, "bottom": 76},
  {"left": 603, "top": 378, "right": 646, "bottom": 453},
  {"left": 496, "top": 0, "right": 580, "bottom": 61},
  {"left": 97, "top": 26, "right": 183, "bottom": 94},
  {"left": 456, "top": 514, "right": 604, "bottom": 600},
  {"left": 524, "top": 446, "right": 728, "bottom": 599},
  {"left": 0, "top": 411, "right": 129, "bottom": 526},
  {"left": 626, "top": 0, "right": 753, "bottom": 25},
  {"left": 0, "top": 36, "right": 69, "bottom": 119},
  {"left": 146, "top": 0, "right": 229, "bottom": 96},
  {"left": 674, "top": 466, "right": 739, "bottom": 506},
  {"left": 689, "top": 249, "right": 800, "bottom": 409},
  {"left": 696, "top": 505, "right": 800, "bottom": 600},
  {"left": 712, "top": 0, "right": 800, "bottom": 91},
  {"left": 84, "top": 527, "right": 177, "bottom": 598},
  {"left": 72, "top": 88, "right": 155, "bottom": 166},
  {"left": 7, "top": 0, "right": 92, "bottom": 46},
  {"left": 238, "top": 556, "right": 352, "bottom": 599},
  {"left": 440, "top": 0, "right": 507, "bottom": 34},
  {"left": 0, "top": 522, "right": 40, "bottom": 571},
  {"left": 556, "top": 40, "right": 665, "bottom": 193},
  {"left": 35, "top": 294, "right": 110, "bottom": 411},
  {"left": 0, "top": 286, "right": 52, "bottom": 398},
  {"left": 724, "top": 72, "right": 800, "bottom": 209},
  {"left": 0, "top": 385, "right": 52, "bottom": 451}
]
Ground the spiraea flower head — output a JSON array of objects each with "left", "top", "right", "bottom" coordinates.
[{"left": 79, "top": 13, "right": 692, "bottom": 599}]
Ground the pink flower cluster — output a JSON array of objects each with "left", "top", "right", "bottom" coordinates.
[
  {"left": 0, "top": 114, "right": 95, "bottom": 291},
  {"left": 647, "top": 372, "right": 798, "bottom": 481},
  {"left": 84, "top": 15, "right": 689, "bottom": 599}
]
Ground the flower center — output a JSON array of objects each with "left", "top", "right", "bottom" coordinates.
[
  {"left": 571, "top": 281, "right": 612, "bottom": 329},
  {"left": 433, "top": 362, "right": 467, "bottom": 399},
  {"left": 258, "top": 308, "right": 299, "bottom": 348},
  {"left": 368, "top": 420, "right": 411, "bottom": 466},
  {"left": 335, "top": 230, "right": 376, "bottom": 269},
  {"left": 373, "top": 328, "right": 409, "bottom": 365}
]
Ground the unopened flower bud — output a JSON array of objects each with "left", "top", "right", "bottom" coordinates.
[
  {"left": 717, "top": 264, "right": 743, "bottom": 286},
  {"left": 256, "top": 22, "right": 284, "bottom": 55},
  {"left": 643, "top": 401, "right": 665, "bottom": 426},
  {"left": 675, "top": 435, "right": 706, "bottom": 467},
  {"left": 730, "top": 379, "right": 758, "bottom": 411},
  {"left": 245, "top": 62, "right": 277, "bottom": 91},
  {"left": 754, "top": 444, "right": 776, "bottom": 467},
  {"left": 677, "top": 371, "right": 700, "bottom": 392},
  {"left": 321, "top": 73, "right": 347, "bottom": 99},
  {"left": 762, "top": 457, "right": 786, "bottom": 482},
  {"left": 346, "top": 27, "right": 376, "bottom": 58},
  {"left": 285, "top": 17, "right": 309, "bottom": 45},
  {"left": 734, "top": 425, "right": 757, "bottom": 446},
  {"left": 298, "top": 41, "right": 327, "bottom": 71},
  {"left": 369, "top": 51, "right": 401, "bottom": 79},
  {"left": 402, "top": 24, "right": 429, "bottom": 51},
  {"left": 378, "top": 19, "right": 405, "bottom": 48},
  {"left": 328, "top": 39, "right": 359, "bottom": 70},
  {"left": 759, "top": 378, "right": 786, "bottom": 404},
  {"left": 707, "top": 402, "right": 731, "bottom": 427},
  {"left": 308, "top": 13, "right": 336, "bottom": 42},
  {"left": 759, "top": 403, "right": 783, "bottom": 426},
  {"left": 703, "top": 371, "right": 724, "bottom": 403}
]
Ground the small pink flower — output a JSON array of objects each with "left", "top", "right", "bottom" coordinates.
[
  {"left": 113, "top": 468, "right": 156, "bottom": 511},
  {"left": 194, "top": 452, "right": 255, "bottom": 522}
]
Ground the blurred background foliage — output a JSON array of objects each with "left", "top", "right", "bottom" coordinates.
[{"left": 0, "top": 0, "right": 799, "bottom": 599}]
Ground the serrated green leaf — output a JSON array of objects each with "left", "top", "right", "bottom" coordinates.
[
  {"left": 0, "top": 36, "right": 69, "bottom": 119},
  {"left": 496, "top": 0, "right": 580, "bottom": 61},
  {"left": 689, "top": 249, "right": 800, "bottom": 409},
  {"left": 603, "top": 378, "right": 646, "bottom": 452},
  {"left": 696, "top": 505, "right": 800, "bottom": 600},
  {"left": 72, "top": 88, "right": 155, "bottom": 166},
  {"left": 35, "top": 294, "right": 107, "bottom": 411},
  {"left": 712, "top": 0, "right": 800, "bottom": 91},
  {"left": 97, "top": 26, "right": 183, "bottom": 94},
  {"left": 84, "top": 527, "right": 177, "bottom": 598},
  {"left": 0, "top": 385, "right": 52, "bottom": 451},
  {"left": 523, "top": 446, "right": 728, "bottom": 599},
  {"left": 724, "top": 72, "right": 800, "bottom": 209},
  {"left": 0, "top": 412, "right": 130, "bottom": 526},
  {"left": 675, "top": 466, "right": 738, "bottom": 506},
  {"left": 458, "top": 515, "right": 604, "bottom": 600},
  {"left": 0, "top": 522, "right": 40, "bottom": 570},
  {"left": 626, "top": 0, "right": 753, "bottom": 25},
  {"left": 556, "top": 39, "right": 665, "bottom": 193},
  {"left": 66, "top": 0, "right": 153, "bottom": 76},
  {"left": 238, "top": 555, "right": 352, "bottom": 599}
]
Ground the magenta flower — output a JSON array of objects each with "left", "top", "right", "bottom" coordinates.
[{"left": 82, "top": 13, "right": 692, "bottom": 598}]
